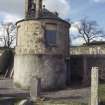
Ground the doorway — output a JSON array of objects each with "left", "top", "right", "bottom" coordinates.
[{"left": 70, "top": 56, "right": 83, "bottom": 85}]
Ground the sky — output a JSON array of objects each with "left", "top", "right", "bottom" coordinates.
[
  {"left": 70, "top": 0, "right": 105, "bottom": 45},
  {"left": 0, "top": 0, "right": 105, "bottom": 45},
  {"left": 70, "top": 0, "right": 105, "bottom": 29}
]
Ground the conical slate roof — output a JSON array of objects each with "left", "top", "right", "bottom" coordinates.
[
  {"left": 38, "top": 8, "right": 69, "bottom": 24},
  {"left": 41, "top": 8, "right": 59, "bottom": 19},
  {"left": 17, "top": 7, "right": 70, "bottom": 25}
]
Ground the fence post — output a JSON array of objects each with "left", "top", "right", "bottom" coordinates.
[
  {"left": 91, "top": 67, "right": 99, "bottom": 105},
  {"left": 30, "top": 76, "right": 41, "bottom": 101}
]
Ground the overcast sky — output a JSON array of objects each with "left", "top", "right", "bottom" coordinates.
[
  {"left": 0, "top": 0, "right": 70, "bottom": 22},
  {"left": 0, "top": 0, "right": 105, "bottom": 45}
]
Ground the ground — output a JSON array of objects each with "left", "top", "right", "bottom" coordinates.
[
  {"left": 0, "top": 79, "right": 29, "bottom": 98},
  {"left": 0, "top": 79, "right": 90, "bottom": 105},
  {"left": 42, "top": 87, "right": 90, "bottom": 104}
]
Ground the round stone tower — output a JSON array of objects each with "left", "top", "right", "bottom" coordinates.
[{"left": 14, "top": 0, "right": 70, "bottom": 90}]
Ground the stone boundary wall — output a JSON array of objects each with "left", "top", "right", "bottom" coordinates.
[{"left": 70, "top": 45, "right": 105, "bottom": 55}]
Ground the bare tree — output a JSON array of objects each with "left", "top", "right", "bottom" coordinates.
[
  {"left": 0, "top": 22, "right": 16, "bottom": 48},
  {"left": 73, "top": 18, "right": 104, "bottom": 45}
]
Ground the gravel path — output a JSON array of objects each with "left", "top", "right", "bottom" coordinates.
[
  {"left": 42, "top": 87, "right": 90, "bottom": 104},
  {"left": 0, "top": 79, "right": 90, "bottom": 104}
]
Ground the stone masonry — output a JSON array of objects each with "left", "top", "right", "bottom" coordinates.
[{"left": 70, "top": 45, "right": 105, "bottom": 85}]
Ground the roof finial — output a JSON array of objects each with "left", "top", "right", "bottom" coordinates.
[{"left": 43, "top": 5, "right": 45, "bottom": 9}]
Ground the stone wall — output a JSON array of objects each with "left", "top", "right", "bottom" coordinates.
[
  {"left": 70, "top": 45, "right": 105, "bottom": 55},
  {"left": 87, "top": 57, "right": 105, "bottom": 81},
  {"left": 14, "top": 54, "right": 66, "bottom": 90},
  {"left": 14, "top": 19, "right": 70, "bottom": 90},
  {"left": 70, "top": 55, "right": 105, "bottom": 85},
  {"left": 16, "top": 19, "right": 70, "bottom": 56},
  {"left": 70, "top": 45, "right": 105, "bottom": 84}
]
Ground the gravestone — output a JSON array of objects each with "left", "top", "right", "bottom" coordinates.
[
  {"left": 30, "top": 76, "right": 41, "bottom": 101},
  {"left": 91, "top": 67, "right": 99, "bottom": 105}
]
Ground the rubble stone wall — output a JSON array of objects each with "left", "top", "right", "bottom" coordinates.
[{"left": 14, "top": 19, "right": 70, "bottom": 90}]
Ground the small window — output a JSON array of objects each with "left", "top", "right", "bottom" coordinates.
[
  {"left": 45, "top": 30, "right": 56, "bottom": 46},
  {"left": 45, "top": 24, "right": 57, "bottom": 47}
]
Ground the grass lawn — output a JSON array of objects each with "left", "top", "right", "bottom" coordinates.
[
  {"left": 41, "top": 100, "right": 87, "bottom": 105},
  {"left": 99, "top": 83, "right": 105, "bottom": 103}
]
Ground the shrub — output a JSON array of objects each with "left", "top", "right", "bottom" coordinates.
[{"left": 0, "top": 49, "right": 14, "bottom": 76}]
